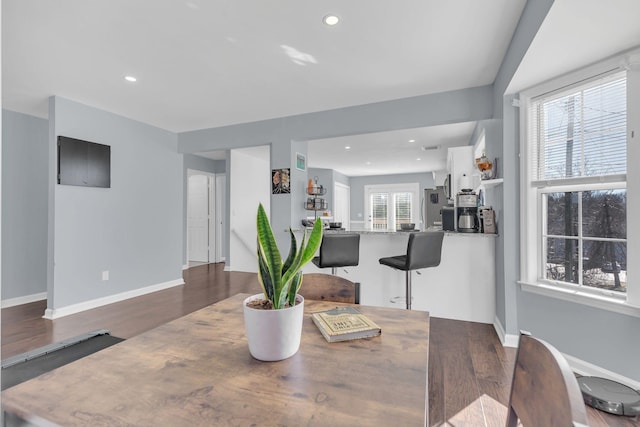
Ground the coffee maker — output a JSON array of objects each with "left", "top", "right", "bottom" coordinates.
[{"left": 456, "top": 190, "right": 479, "bottom": 233}]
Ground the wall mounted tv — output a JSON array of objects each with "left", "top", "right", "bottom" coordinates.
[{"left": 57, "top": 136, "right": 111, "bottom": 188}]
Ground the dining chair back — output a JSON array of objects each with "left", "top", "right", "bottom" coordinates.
[
  {"left": 507, "top": 332, "right": 589, "bottom": 427},
  {"left": 299, "top": 273, "right": 360, "bottom": 304}
]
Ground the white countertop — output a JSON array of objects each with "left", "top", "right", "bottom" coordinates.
[{"left": 294, "top": 228, "right": 497, "bottom": 237}]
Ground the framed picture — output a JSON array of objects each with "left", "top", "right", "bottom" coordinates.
[
  {"left": 272, "top": 168, "right": 290, "bottom": 194},
  {"left": 296, "top": 153, "right": 306, "bottom": 171}
]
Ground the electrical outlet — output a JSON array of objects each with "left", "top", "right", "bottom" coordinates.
[{"left": 102, "top": 270, "right": 109, "bottom": 281}]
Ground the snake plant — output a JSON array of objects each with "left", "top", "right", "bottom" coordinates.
[{"left": 256, "top": 203, "right": 323, "bottom": 309}]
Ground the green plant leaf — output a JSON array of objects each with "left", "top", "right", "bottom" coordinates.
[
  {"left": 279, "top": 220, "right": 322, "bottom": 291},
  {"left": 288, "top": 271, "right": 303, "bottom": 306},
  {"left": 257, "top": 246, "right": 274, "bottom": 302},
  {"left": 298, "top": 220, "right": 324, "bottom": 266},
  {"left": 256, "top": 203, "right": 282, "bottom": 308},
  {"left": 282, "top": 228, "right": 298, "bottom": 276}
]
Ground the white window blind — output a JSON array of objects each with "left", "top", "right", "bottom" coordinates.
[
  {"left": 370, "top": 192, "right": 388, "bottom": 230},
  {"left": 528, "top": 73, "right": 626, "bottom": 185},
  {"left": 365, "top": 183, "right": 419, "bottom": 231},
  {"left": 394, "top": 192, "right": 412, "bottom": 230},
  {"left": 523, "top": 69, "right": 628, "bottom": 296}
]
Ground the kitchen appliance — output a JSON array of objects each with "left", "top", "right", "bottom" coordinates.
[
  {"left": 456, "top": 191, "right": 479, "bottom": 233},
  {"left": 441, "top": 206, "right": 455, "bottom": 231},
  {"left": 479, "top": 207, "right": 496, "bottom": 234},
  {"left": 577, "top": 376, "right": 640, "bottom": 416},
  {"left": 423, "top": 187, "right": 448, "bottom": 229}
]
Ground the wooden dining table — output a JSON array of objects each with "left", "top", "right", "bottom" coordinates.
[{"left": 2, "top": 293, "right": 430, "bottom": 426}]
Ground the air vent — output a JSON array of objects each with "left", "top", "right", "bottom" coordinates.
[{"left": 421, "top": 145, "right": 440, "bottom": 151}]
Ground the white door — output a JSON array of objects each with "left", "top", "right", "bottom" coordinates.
[
  {"left": 188, "top": 174, "right": 209, "bottom": 262},
  {"left": 214, "top": 174, "right": 226, "bottom": 262},
  {"left": 334, "top": 183, "right": 350, "bottom": 229}
]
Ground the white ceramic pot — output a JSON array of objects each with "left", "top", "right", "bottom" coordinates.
[{"left": 243, "top": 293, "right": 305, "bottom": 362}]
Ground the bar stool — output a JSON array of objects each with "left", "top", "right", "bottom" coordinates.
[
  {"left": 378, "top": 231, "right": 444, "bottom": 310},
  {"left": 312, "top": 233, "right": 360, "bottom": 275}
]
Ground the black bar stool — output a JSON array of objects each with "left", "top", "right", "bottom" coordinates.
[
  {"left": 378, "top": 231, "right": 444, "bottom": 310},
  {"left": 312, "top": 233, "right": 360, "bottom": 275}
]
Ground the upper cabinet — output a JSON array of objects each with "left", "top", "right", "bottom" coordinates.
[{"left": 446, "top": 146, "right": 476, "bottom": 199}]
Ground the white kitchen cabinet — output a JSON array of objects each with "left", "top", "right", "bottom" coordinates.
[{"left": 446, "top": 146, "right": 477, "bottom": 199}]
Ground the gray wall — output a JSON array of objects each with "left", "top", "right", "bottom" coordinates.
[
  {"left": 491, "top": 0, "right": 555, "bottom": 335},
  {"left": 179, "top": 85, "right": 493, "bottom": 241},
  {"left": 179, "top": 86, "right": 494, "bottom": 154},
  {"left": 182, "top": 154, "right": 225, "bottom": 265},
  {"left": 492, "top": 0, "right": 640, "bottom": 382},
  {"left": 2, "top": 110, "right": 49, "bottom": 301},
  {"left": 48, "top": 97, "right": 183, "bottom": 310},
  {"left": 349, "top": 172, "right": 435, "bottom": 224}
]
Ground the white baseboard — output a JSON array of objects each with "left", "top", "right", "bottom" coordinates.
[
  {"left": 492, "top": 316, "right": 640, "bottom": 389},
  {"left": 563, "top": 353, "right": 640, "bottom": 390},
  {"left": 493, "top": 316, "right": 519, "bottom": 347},
  {"left": 43, "top": 278, "right": 184, "bottom": 319},
  {"left": 1, "top": 292, "right": 47, "bottom": 309},
  {"left": 182, "top": 264, "right": 189, "bottom": 270}
]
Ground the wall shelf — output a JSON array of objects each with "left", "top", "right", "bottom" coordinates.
[{"left": 478, "top": 178, "right": 503, "bottom": 188}]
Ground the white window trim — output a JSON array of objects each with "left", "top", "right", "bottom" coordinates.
[
  {"left": 364, "top": 183, "right": 420, "bottom": 231},
  {"left": 519, "top": 49, "right": 640, "bottom": 316}
]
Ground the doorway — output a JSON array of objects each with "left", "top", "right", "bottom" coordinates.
[
  {"left": 334, "top": 182, "right": 351, "bottom": 230},
  {"left": 187, "top": 170, "right": 225, "bottom": 264}
]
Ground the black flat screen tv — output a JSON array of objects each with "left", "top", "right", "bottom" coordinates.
[{"left": 57, "top": 136, "right": 111, "bottom": 188}]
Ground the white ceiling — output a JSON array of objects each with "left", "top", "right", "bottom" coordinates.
[
  {"left": 3, "top": 0, "right": 525, "bottom": 133},
  {"left": 507, "top": 0, "right": 640, "bottom": 93},
  {"left": 307, "top": 122, "right": 477, "bottom": 176},
  {"left": 5, "top": 1, "right": 639, "bottom": 177}
]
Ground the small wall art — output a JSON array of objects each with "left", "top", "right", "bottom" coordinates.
[
  {"left": 296, "top": 152, "right": 306, "bottom": 171},
  {"left": 272, "top": 168, "right": 290, "bottom": 194}
]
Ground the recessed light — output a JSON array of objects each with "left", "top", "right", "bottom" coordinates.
[
  {"left": 365, "top": 161, "right": 371, "bottom": 165},
  {"left": 345, "top": 146, "right": 351, "bottom": 150},
  {"left": 409, "top": 139, "right": 416, "bottom": 143},
  {"left": 124, "top": 75, "right": 137, "bottom": 82},
  {"left": 323, "top": 15, "right": 340, "bottom": 26},
  {"left": 416, "top": 158, "right": 421, "bottom": 161}
]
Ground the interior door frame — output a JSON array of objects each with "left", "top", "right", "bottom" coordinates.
[{"left": 187, "top": 169, "right": 220, "bottom": 264}]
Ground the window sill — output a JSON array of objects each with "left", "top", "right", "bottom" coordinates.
[{"left": 518, "top": 281, "right": 640, "bottom": 318}]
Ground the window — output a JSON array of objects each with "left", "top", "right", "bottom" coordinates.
[
  {"left": 365, "top": 183, "right": 419, "bottom": 231},
  {"left": 521, "top": 65, "right": 630, "bottom": 301}
]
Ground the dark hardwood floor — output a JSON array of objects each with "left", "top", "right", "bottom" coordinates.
[{"left": 2, "top": 263, "right": 637, "bottom": 426}]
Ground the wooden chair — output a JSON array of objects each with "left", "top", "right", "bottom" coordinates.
[
  {"left": 507, "top": 332, "right": 589, "bottom": 427},
  {"left": 299, "top": 273, "right": 360, "bottom": 304}
]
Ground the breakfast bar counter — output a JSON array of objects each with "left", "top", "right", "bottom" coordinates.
[{"left": 302, "top": 230, "right": 496, "bottom": 324}]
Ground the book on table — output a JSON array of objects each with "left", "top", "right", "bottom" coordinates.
[{"left": 311, "top": 306, "right": 382, "bottom": 343}]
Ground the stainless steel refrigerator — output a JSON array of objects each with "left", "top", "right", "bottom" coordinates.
[{"left": 422, "top": 187, "right": 449, "bottom": 230}]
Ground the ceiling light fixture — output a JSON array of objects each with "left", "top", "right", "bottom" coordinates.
[
  {"left": 323, "top": 15, "right": 340, "bottom": 26},
  {"left": 409, "top": 139, "right": 416, "bottom": 143},
  {"left": 421, "top": 145, "right": 441, "bottom": 151},
  {"left": 345, "top": 146, "right": 351, "bottom": 150},
  {"left": 124, "top": 75, "right": 137, "bottom": 82},
  {"left": 416, "top": 158, "right": 421, "bottom": 161}
]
